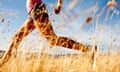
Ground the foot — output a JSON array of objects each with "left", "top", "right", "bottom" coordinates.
[
  {"left": 86, "top": 45, "right": 98, "bottom": 69},
  {"left": 84, "top": 45, "right": 97, "bottom": 53}
]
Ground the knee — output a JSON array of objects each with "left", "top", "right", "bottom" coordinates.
[{"left": 46, "top": 35, "right": 58, "bottom": 46}]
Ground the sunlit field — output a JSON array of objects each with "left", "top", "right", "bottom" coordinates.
[
  {"left": 0, "top": 0, "right": 120, "bottom": 72},
  {"left": 0, "top": 52, "right": 120, "bottom": 72}
]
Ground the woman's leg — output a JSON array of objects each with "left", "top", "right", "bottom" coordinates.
[
  {"left": 0, "top": 18, "right": 35, "bottom": 66},
  {"left": 30, "top": 3, "right": 94, "bottom": 52}
]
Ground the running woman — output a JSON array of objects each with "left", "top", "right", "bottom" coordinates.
[{"left": 0, "top": 0, "right": 97, "bottom": 66}]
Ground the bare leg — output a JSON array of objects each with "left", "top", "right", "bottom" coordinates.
[
  {"left": 0, "top": 18, "right": 35, "bottom": 66},
  {"left": 31, "top": 3, "right": 92, "bottom": 52}
]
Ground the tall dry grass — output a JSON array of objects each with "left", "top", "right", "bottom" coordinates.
[
  {"left": 0, "top": 52, "right": 120, "bottom": 72},
  {"left": 0, "top": 0, "right": 120, "bottom": 72}
]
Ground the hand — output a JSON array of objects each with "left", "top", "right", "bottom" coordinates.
[{"left": 54, "top": 0, "right": 63, "bottom": 14}]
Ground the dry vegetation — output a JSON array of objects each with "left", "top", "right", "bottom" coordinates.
[
  {"left": 0, "top": 52, "right": 120, "bottom": 72},
  {"left": 0, "top": 0, "right": 120, "bottom": 72}
]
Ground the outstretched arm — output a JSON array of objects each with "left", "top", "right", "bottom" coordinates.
[{"left": 54, "top": 0, "right": 63, "bottom": 14}]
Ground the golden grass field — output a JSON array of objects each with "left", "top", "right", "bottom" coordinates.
[
  {"left": 0, "top": 52, "right": 120, "bottom": 72},
  {"left": 0, "top": 0, "right": 120, "bottom": 72}
]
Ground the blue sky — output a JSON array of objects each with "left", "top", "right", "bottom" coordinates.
[{"left": 0, "top": 0, "right": 120, "bottom": 53}]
